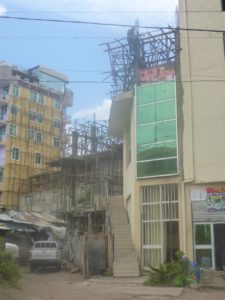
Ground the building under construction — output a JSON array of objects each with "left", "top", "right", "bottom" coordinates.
[
  {"left": 19, "top": 120, "right": 122, "bottom": 276},
  {"left": 103, "top": 28, "right": 176, "bottom": 96},
  {"left": 20, "top": 120, "right": 122, "bottom": 213},
  {"left": 21, "top": 27, "right": 178, "bottom": 275}
]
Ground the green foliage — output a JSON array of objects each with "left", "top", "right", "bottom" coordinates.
[
  {"left": 145, "top": 251, "right": 194, "bottom": 287},
  {"left": 102, "top": 268, "right": 113, "bottom": 277},
  {"left": 0, "top": 238, "right": 21, "bottom": 288}
]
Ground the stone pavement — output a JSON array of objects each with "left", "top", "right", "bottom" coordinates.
[
  {"left": 200, "top": 270, "right": 225, "bottom": 288},
  {"left": 88, "top": 276, "right": 184, "bottom": 298},
  {"left": 87, "top": 271, "right": 225, "bottom": 298}
]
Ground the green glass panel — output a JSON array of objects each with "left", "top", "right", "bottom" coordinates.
[
  {"left": 137, "top": 100, "right": 176, "bottom": 125},
  {"left": 137, "top": 105, "right": 156, "bottom": 125},
  {"left": 137, "top": 158, "right": 177, "bottom": 177},
  {"left": 156, "top": 100, "right": 176, "bottom": 122},
  {"left": 137, "top": 85, "right": 156, "bottom": 105},
  {"left": 156, "top": 121, "right": 176, "bottom": 142},
  {"left": 155, "top": 81, "right": 175, "bottom": 101},
  {"left": 195, "top": 224, "right": 211, "bottom": 245},
  {"left": 137, "top": 142, "right": 177, "bottom": 161},
  {"left": 137, "top": 81, "right": 175, "bottom": 106},
  {"left": 137, "top": 123, "right": 156, "bottom": 145},
  {"left": 137, "top": 120, "right": 176, "bottom": 145}
]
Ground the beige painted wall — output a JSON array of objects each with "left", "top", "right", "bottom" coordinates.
[
  {"left": 179, "top": 0, "right": 225, "bottom": 183},
  {"left": 123, "top": 98, "right": 137, "bottom": 244},
  {"left": 178, "top": 0, "right": 225, "bottom": 260}
]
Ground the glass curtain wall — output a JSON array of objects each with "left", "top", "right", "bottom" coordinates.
[{"left": 136, "top": 81, "right": 178, "bottom": 178}]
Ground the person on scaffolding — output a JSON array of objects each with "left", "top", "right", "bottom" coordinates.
[{"left": 127, "top": 26, "right": 136, "bottom": 54}]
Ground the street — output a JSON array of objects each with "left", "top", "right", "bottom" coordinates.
[{"left": 0, "top": 269, "right": 225, "bottom": 300}]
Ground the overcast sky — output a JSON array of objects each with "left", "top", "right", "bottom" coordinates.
[{"left": 0, "top": 0, "right": 178, "bottom": 123}]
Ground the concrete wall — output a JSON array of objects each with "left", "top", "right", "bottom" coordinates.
[
  {"left": 19, "top": 190, "right": 60, "bottom": 212},
  {"left": 122, "top": 99, "right": 138, "bottom": 248},
  {"left": 178, "top": 0, "right": 225, "bottom": 260},
  {"left": 179, "top": 0, "right": 225, "bottom": 183}
]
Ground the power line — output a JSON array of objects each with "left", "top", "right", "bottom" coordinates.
[
  {"left": 0, "top": 35, "right": 223, "bottom": 40},
  {"left": 1, "top": 15, "right": 225, "bottom": 34},
  {"left": 0, "top": 36, "right": 115, "bottom": 40},
  {"left": 1, "top": 10, "right": 176, "bottom": 14},
  {"left": 0, "top": 79, "right": 112, "bottom": 84},
  {"left": 2, "top": 78, "right": 225, "bottom": 84},
  {"left": 4, "top": 10, "right": 225, "bottom": 14},
  {"left": 0, "top": 15, "right": 159, "bottom": 28}
]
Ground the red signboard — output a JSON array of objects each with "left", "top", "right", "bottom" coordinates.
[{"left": 139, "top": 64, "right": 175, "bottom": 83}]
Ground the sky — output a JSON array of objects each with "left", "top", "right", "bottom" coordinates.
[{"left": 0, "top": 0, "right": 178, "bottom": 125}]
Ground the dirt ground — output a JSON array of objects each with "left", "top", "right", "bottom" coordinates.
[{"left": 0, "top": 269, "right": 225, "bottom": 300}]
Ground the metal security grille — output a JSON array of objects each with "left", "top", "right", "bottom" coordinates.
[{"left": 141, "top": 184, "right": 179, "bottom": 268}]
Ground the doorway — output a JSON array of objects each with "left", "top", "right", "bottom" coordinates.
[{"left": 214, "top": 223, "right": 225, "bottom": 270}]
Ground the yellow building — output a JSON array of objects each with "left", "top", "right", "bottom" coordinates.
[{"left": 0, "top": 62, "right": 73, "bottom": 209}]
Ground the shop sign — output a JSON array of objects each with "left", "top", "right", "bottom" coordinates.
[
  {"left": 139, "top": 64, "right": 175, "bottom": 82},
  {"left": 206, "top": 187, "right": 225, "bottom": 211},
  {"left": 190, "top": 190, "right": 207, "bottom": 201}
]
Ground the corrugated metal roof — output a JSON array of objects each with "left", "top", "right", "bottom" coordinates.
[
  {"left": 0, "top": 210, "right": 65, "bottom": 238},
  {"left": 0, "top": 210, "right": 64, "bottom": 228}
]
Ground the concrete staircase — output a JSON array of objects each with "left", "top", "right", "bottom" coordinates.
[{"left": 109, "top": 196, "right": 140, "bottom": 277}]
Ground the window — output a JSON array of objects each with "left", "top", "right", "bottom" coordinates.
[
  {"left": 11, "top": 147, "right": 20, "bottom": 160},
  {"left": 53, "top": 118, "right": 61, "bottom": 128},
  {"left": 53, "top": 137, "right": 60, "bottom": 147},
  {"left": 136, "top": 82, "right": 178, "bottom": 178},
  {"left": 195, "top": 224, "right": 211, "bottom": 245},
  {"left": 55, "top": 98, "right": 62, "bottom": 110},
  {"left": 222, "top": 0, "right": 225, "bottom": 11},
  {"left": 30, "top": 91, "right": 37, "bottom": 102},
  {"left": 8, "top": 124, "right": 17, "bottom": 136},
  {"left": 28, "top": 110, "right": 43, "bottom": 123},
  {"left": 37, "top": 94, "right": 44, "bottom": 105},
  {"left": 0, "top": 168, "right": 3, "bottom": 182},
  {"left": 35, "top": 152, "right": 42, "bottom": 164},
  {"left": 30, "top": 91, "right": 44, "bottom": 105},
  {"left": 28, "top": 129, "right": 43, "bottom": 143},
  {"left": 10, "top": 104, "right": 19, "bottom": 116},
  {"left": 36, "top": 112, "right": 43, "bottom": 123},
  {"left": 0, "top": 127, "right": 5, "bottom": 142},
  {"left": 34, "top": 242, "right": 41, "bottom": 248},
  {"left": 29, "top": 110, "right": 36, "bottom": 122},
  {"left": 0, "top": 105, "right": 7, "bottom": 120},
  {"left": 36, "top": 132, "right": 43, "bottom": 143},
  {"left": 28, "top": 129, "right": 36, "bottom": 141},
  {"left": 141, "top": 184, "right": 179, "bottom": 268},
  {"left": 12, "top": 85, "right": 19, "bottom": 97},
  {"left": 195, "top": 224, "right": 212, "bottom": 268}
]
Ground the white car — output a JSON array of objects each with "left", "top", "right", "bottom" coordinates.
[{"left": 29, "top": 241, "right": 61, "bottom": 272}]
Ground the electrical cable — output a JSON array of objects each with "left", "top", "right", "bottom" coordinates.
[{"left": 1, "top": 15, "right": 225, "bottom": 34}]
